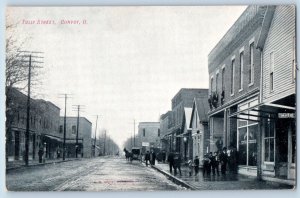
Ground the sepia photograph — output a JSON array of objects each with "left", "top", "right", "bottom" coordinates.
[{"left": 5, "top": 5, "right": 296, "bottom": 191}]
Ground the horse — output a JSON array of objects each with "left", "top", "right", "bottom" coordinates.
[{"left": 123, "top": 148, "right": 132, "bottom": 161}]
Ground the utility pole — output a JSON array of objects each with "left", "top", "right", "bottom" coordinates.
[
  {"left": 103, "top": 130, "right": 106, "bottom": 156},
  {"left": 63, "top": 95, "right": 67, "bottom": 160},
  {"left": 72, "top": 105, "right": 85, "bottom": 158},
  {"left": 94, "top": 115, "right": 99, "bottom": 157},
  {"left": 58, "top": 94, "right": 72, "bottom": 161},
  {"left": 25, "top": 55, "right": 31, "bottom": 166},
  {"left": 133, "top": 119, "right": 135, "bottom": 147},
  {"left": 76, "top": 105, "right": 80, "bottom": 158},
  {"left": 19, "top": 51, "right": 43, "bottom": 166}
]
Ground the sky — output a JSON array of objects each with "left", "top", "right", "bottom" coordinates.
[{"left": 6, "top": 6, "right": 247, "bottom": 148}]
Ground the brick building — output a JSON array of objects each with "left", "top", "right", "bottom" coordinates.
[
  {"left": 59, "top": 117, "right": 92, "bottom": 158},
  {"left": 165, "top": 88, "right": 209, "bottom": 153},
  {"left": 159, "top": 111, "right": 173, "bottom": 152},
  {"left": 208, "top": 5, "right": 267, "bottom": 174},
  {"left": 6, "top": 87, "right": 61, "bottom": 162}
]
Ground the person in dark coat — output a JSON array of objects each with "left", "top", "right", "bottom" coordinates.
[
  {"left": 228, "top": 143, "right": 238, "bottom": 174},
  {"left": 194, "top": 156, "right": 200, "bottom": 175},
  {"left": 145, "top": 151, "right": 150, "bottom": 166},
  {"left": 173, "top": 153, "right": 182, "bottom": 176},
  {"left": 38, "top": 147, "right": 44, "bottom": 163},
  {"left": 150, "top": 150, "right": 156, "bottom": 165},
  {"left": 167, "top": 152, "right": 175, "bottom": 173},
  {"left": 211, "top": 152, "right": 220, "bottom": 176},
  {"left": 202, "top": 154, "right": 211, "bottom": 176},
  {"left": 219, "top": 147, "right": 228, "bottom": 175}
]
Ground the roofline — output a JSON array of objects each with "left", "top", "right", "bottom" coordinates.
[{"left": 60, "top": 116, "right": 92, "bottom": 124}]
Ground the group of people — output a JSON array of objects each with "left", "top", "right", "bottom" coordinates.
[
  {"left": 167, "top": 152, "right": 182, "bottom": 176},
  {"left": 144, "top": 150, "right": 156, "bottom": 166},
  {"left": 194, "top": 146, "right": 238, "bottom": 177}
]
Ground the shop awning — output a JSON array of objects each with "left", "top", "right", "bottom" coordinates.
[
  {"left": 229, "top": 102, "right": 295, "bottom": 122},
  {"left": 44, "top": 134, "right": 62, "bottom": 142}
]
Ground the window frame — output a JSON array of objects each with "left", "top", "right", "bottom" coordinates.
[
  {"left": 249, "top": 40, "right": 255, "bottom": 86},
  {"left": 231, "top": 56, "right": 235, "bottom": 96}
]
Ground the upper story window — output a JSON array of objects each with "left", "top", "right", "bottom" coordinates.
[
  {"left": 221, "top": 66, "right": 225, "bottom": 92},
  {"left": 158, "top": 129, "right": 160, "bottom": 137},
  {"left": 270, "top": 52, "right": 274, "bottom": 92},
  {"left": 210, "top": 76, "right": 214, "bottom": 94},
  {"left": 216, "top": 72, "right": 219, "bottom": 92},
  {"left": 59, "top": 125, "right": 63, "bottom": 133},
  {"left": 72, "top": 125, "right": 76, "bottom": 134},
  {"left": 249, "top": 42, "right": 254, "bottom": 84},
  {"left": 239, "top": 51, "right": 244, "bottom": 90},
  {"left": 231, "top": 58, "right": 235, "bottom": 95},
  {"left": 143, "top": 128, "right": 146, "bottom": 137}
]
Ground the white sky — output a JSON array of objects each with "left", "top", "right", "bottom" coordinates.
[{"left": 7, "top": 6, "right": 246, "bottom": 148}]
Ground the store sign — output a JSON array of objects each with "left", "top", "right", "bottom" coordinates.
[
  {"left": 142, "top": 142, "right": 149, "bottom": 147},
  {"left": 278, "top": 113, "right": 295, "bottom": 119}
]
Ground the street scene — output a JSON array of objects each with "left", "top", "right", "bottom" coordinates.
[{"left": 5, "top": 5, "right": 296, "bottom": 191}]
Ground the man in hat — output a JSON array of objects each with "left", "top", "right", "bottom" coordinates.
[{"left": 219, "top": 147, "right": 228, "bottom": 175}]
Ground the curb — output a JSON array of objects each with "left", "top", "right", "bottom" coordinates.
[
  {"left": 6, "top": 158, "right": 81, "bottom": 172},
  {"left": 151, "top": 165, "right": 196, "bottom": 190}
]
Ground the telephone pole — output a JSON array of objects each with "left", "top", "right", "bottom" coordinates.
[
  {"left": 133, "top": 119, "right": 136, "bottom": 147},
  {"left": 94, "top": 115, "right": 99, "bottom": 157},
  {"left": 72, "top": 105, "right": 85, "bottom": 158},
  {"left": 19, "top": 51, "right": 43, "bottom": 166},
  {"left": 58, "top": 94, "right": 72, "bottom": 161},
  {"left": 103, "top": 130, "right": 106, "bottom": 156}
]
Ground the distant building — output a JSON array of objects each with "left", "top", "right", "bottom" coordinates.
[
  {"left": 59, "top": 117, "right": 92, "bottom": 158},
  {"left": 137, "top": 122, "right": 160, "bottom": 154},
  {"left": 179, "top": 107, "right": 192, "bottom": 161},
  {"left": 189, "top": 97, "right": 209, "bottom": 165},
  {"left": 159, "top": 111, "right": 173, "bottom": 152},
  {"left": 166, "top": 88, "right": 208, "bottom": 153}
]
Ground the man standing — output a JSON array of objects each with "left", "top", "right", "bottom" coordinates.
[
  {"left": 145, "top": 151, "right": 150, "bottom": 166},
  {"left": 173, "top": 152, "right": 182, "bottom": 176},
  {"left": 194, "top": 156, "right": 200, "bottom": 175},
  {"left": 219, "top": 147, "right": 228, "bottom": 175},
  {"left": 150, "top": 150, "right": 156, "bottom": 165},
  {"left": 167, "top": 152, "right": 175, "bottom": 173}
]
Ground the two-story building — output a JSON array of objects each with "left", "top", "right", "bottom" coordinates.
[
  {"left": 208, "top": 5, "right": 267, "bottom": 174},
  {"left": 168, "top": 88, "right": 208, "bottom": 153},
  {"left": 208, "top": 5, "right": 296, "bottom": 184},
  {"left": 59, "top": 117, "right": 92, "bottom": 158},
  {"left": 255, "top": 5, "right": 296, "bottom": 183},
  {"left": 6, "top": 87, "right": 61, "bottom": 162},
  {"left": 137, "top": 122, "right": 160, "bottom": 154}
]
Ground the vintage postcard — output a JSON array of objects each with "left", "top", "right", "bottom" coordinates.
[{"left": 5, "top": 5, "right": 296, "bottom": 191}]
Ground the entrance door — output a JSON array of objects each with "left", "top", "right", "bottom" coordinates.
[
  {"left": 275, "top": 119, "right": 288, "bottom": 178},
  {"left": 14, "top": 131, "right": 20, "bottom": 160}
]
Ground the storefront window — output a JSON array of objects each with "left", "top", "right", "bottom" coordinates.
[
  {"left": 237, "top": 98, "right": 258, "bottom": 166},
  {"left": 264, "top": 118, "right": 275, "bottom": 162},
  {"left": 248, "top": 125, "right": 257, "bottom": 166},
  {"left": 238, "top": 127, "right": 247, "bottom": 165}
]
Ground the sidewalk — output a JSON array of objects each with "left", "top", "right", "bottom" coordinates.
[
  {"left": 6, "top": 158, "right": 80, "bottom": 171},
  {"left": 152, "top": 162, "right": 294, "bottom": 190}
]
